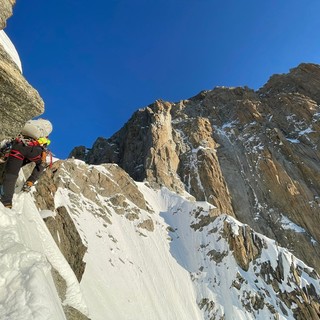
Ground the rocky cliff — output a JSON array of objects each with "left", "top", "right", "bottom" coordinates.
[
  {"left": 0, "top": 3, "right": 44, "bottom": 142},
  {"left": 71, "top": 63, "right": 320, "bottom": 277},
  {"left": 0, "top": 0, "right": 15, "bottom": 30},
  {"left": 33, "top": 158, "right": 320, "bottom": 319}
]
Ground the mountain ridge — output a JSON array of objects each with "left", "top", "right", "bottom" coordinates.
[
  {"left": 1, "top": 5, "right": 320, "bottom": 317},
  {"left": 71, "top": 63, "right": 320, "bottom": 277},
  {"left": 32, "top": 158, "right": 320, "bottom": 319}
]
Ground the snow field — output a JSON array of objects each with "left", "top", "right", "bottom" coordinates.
[
  {"left": 0, "top": 188, "right": 89, "bottom": 320},
  {"left": 55, "top": 184, "right": 203, "bottom": 320},
  {"left": 0, "top": 164, "right": 319, "bottom": 320},
  {"left": 0, "top": 195, "right": 66, "bottom": 319}
]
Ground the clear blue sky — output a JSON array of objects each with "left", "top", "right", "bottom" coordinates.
[{"left": 5, "top": 0, "right": 320, "bottom": 158}]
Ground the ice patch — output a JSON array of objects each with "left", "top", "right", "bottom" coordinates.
[
  {"left": 0, "top": 30, "right": 22, "bottom": 72},
  {"left": 40, "top": 210, "right": 56, "bottom": 219},
  {"left": 299, "top": 127, "right": 315, "bottom": 136},
  {"left": 281, "top": 215, "right": 305, "bottom": 233},
  {"left": 286, "top": 138, "right": 300, "bottom": 144}
]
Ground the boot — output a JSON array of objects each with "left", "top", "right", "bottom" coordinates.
[
  {"left": 1, "top": 201, "right": 12, "bottom": 209},
  {"left": 22, "top": 181, "right": 33, "bottom": 192}
]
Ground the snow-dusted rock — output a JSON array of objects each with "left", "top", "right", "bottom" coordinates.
[
  {"left": 1, "top": 153, "right": 318, "bottom": 319},
  {"left": 34, "top": 159, "right": 151, "bottom": 283},
  {"left": 71, "top": 63, "right": 320, "bottom": 277},
  {"left": 0, "top": 32, "right": 44, "bottom": 142},
  {"left": 32, "top": 164, "right": 320, "bottom": 319}
]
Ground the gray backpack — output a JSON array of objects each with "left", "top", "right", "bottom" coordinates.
[{"left": 21, "top": 119, "right": 53, "bottom": 139}]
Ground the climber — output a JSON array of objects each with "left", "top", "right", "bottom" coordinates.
[{"left": 0, "top": 118, "right": 52, "bottom": 209}]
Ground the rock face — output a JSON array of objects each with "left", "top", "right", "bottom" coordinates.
[
  {"left": 33, "top": 159, "right": 153, "bottom": 319},
  {"left": 71, "top": 100, "right": 233, "bottom": 215},
  {"left": 194, "top": 213, "right": 320, "bottom": 320},
  {"left": 34, "top": 159, "right": 150, "bottom": 281},
  {"left": 0, "top": 4, "right": 44, "bottom": 142},
  {"left": 70, "top": 63, "right": 320, "bottom": 275},
  {"left": 0, "top": 0, "right": 15, "bottom": 30},
  {"left": 0, "top": 41, "right": 44, "bottom": 141},
  {"left": 34, "top": 161, "right": 320, "bottom": 319},
  {"left": 44, "top": 206, "right": 87, "bottom": 282}
]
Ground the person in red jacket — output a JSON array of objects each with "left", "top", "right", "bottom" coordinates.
[{"left": 0, "top": 119, "right": 52, "bottom": 209}]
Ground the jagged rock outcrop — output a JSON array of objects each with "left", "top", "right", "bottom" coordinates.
[
  {"left": 44, "top": 206, "right": 87, "bottom": 282},
  {"left": 0, "top": 3, "right": 44, "bottom": 142},
  {"left": 34, "top": 159, "right": 151, "bottom": 280},
  {"left": 74, "top": 101, "right": 186, "bottom": 193},
  {"left": 210, "top": 215, "right": 320, "bottom": 319},
  {"left": 34, "top": 159, "right": 155, "bottom": 319},
  {"left": 0, "top": 0, "right": 15, "bottom": 30},
  {"left": 0, "top": 41, "right": 44, "bottom": 140},
  {"left": 70, "top": 63, "right": 320, "bottom": 276},
  {"left": 70, "top": 100, "right": 233, "bottom": 215}
]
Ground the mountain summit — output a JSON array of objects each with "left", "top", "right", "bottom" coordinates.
[
  {"left": 71, "top": 63, "right": 320, "bottom": 275},
  {"left": 66, "top": 63, "right": 320, "bottom": 319}
]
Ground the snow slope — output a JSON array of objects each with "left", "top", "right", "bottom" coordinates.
[
  {"left": 53, "top": 165, "right": 320, "bottom": 320},
  {"left": 55, "top": 185, "right": 203, "bottom": 320},
  {"left": 1, "top": 164, "right": 319, "bottom": 319},
  {"left": 0, "top": 177, "right": 87, "bottom": 320}
]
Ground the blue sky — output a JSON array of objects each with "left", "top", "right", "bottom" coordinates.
[{"left": 5, "top": 0, "right": 320, "bottom": 158}]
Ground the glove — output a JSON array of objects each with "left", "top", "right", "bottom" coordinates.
[
  {"left": 0, "top": 139, "right": 12, "bottom": 151},
  {"left": 0, "top": 140, "right": 12, "bottom": 162}
]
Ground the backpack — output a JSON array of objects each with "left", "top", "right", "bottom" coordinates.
[{"left": 21, "top": 119, "right": 53, "bottom": 139}]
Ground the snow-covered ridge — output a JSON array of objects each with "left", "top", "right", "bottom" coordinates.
[
  {"left": 1, "top": 159, "right": 319, "bottom": 319},
  {"left": 0, "top": 168, "right": 88, "bottom": 320},
  {"left": 0, "top": 194, "right": 87, "bottom": 319},
  {"left": 0, "top": 30, "right": 22, "bottom": 72},
  {"left": 43, "top": 159, "right": 320, "bottom": 319}
]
